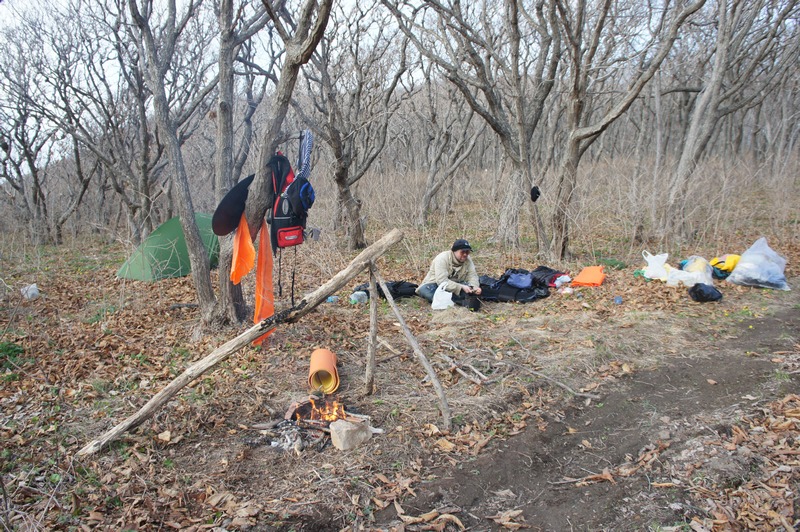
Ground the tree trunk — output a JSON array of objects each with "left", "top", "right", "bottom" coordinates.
[
  {"left": 664, "top": 48, "right": 727, "bottom": 238},
  {"left": 337, "top": 183, "right": 367, "bottom": 250},
  {"left": 214, "top": 0, "right": 247, "bottom": 323},
  {"left": 550, "top": 135, "right": 580, "bottom": 260},
  {"left": 129, "top": 0, "right": 218, "bottom": 323},
  {"left": 491, "top": 167, "right": 525, "bottom": 247},
  {"left": 217, "top": 235, "right": 247, "bottom": 321}
]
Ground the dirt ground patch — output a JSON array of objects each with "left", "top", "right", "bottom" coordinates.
[
  {"left": 1, "top": 240, "right": 798, "bottom": 531},
  {"left": 376, "top": 306, "right": 799, "bottom": 531}
]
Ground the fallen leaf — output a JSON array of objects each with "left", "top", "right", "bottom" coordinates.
[
  {"left": 86, "top": 511, "right": 105, "bottom": 523},
  {"left": 230, "top": 517, "right": 255, "bottom": 528},
  {"left": 234, "top": 502, "right": 260, "bottom": 518},
  {"left": 435, "top": 438, "right": 456, "bottom": 452},
  {"left": 577, "top": 468, "right": 616, "bottom": 485},
  {"left": 435, "top": 513, "right": 465, "bottom": 530},
  {"left": 372, "top": 497, "right": 389, "bottom": 510},
  {"left": 399, "top": 510, "right": 438, "bottom": 524},
  {"left": 393, "top": 500, "right": 404, "bottom": 515},
  {"left": 472, "top": 435, "right": 492, "bottom": 455},
  {"left": 424, "top": 423, "right": 441, "bottom": 436},
  {"left": 486, "top": 509, "right": 527, "bottom": 529},
  {"left": 207, "top": 491, "right": 235, "bottom": 507},
  {"left": 689, "top": 518, "right": 711, "bottom": 532}
]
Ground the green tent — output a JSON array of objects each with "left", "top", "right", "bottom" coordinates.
[{"left": 117, "top": 213, "right": 220, "bottom": 281}]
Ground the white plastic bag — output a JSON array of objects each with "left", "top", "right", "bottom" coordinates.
[
  {"left": 665, "top": 256, "right": 714, "bottom": 287},
  {"left": 727, "top": 237, "right": 790, "bottom": 290},
  {"left": 20, "top": 283, "right": 40, "bottom": 300},
  {"left": 431, "top": 284, "right": 455, "bottom": 310},
  {"left": 642, "top": 250, "right": 668, "bottom": 281}
]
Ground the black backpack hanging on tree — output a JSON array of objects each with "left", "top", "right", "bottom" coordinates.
[{"left": 266, "top": 132, "right": 316, "bottom": 303}]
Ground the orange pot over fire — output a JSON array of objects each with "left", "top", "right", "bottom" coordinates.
[{"left": 308, "top": 348, "right": 340, "bottom": 394}]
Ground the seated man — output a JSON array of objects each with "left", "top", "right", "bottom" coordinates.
[{"left": 416, "top": 239, "right": 482, "bottom": 309}]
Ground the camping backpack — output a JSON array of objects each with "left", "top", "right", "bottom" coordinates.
[
  {"left": 352, "top": 280, "right": 419, "bottom": 300},
  {"left": 267, "top": 153, "right": 315, "bottom": 254}
]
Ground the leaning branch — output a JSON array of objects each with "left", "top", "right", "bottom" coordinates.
[
  {"left": 372, "top": 268, "right": 452, "bottom": 431},
  {"left": 77, "top": 229, "right": 404, "bottom": 456}
]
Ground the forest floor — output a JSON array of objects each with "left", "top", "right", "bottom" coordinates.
[{"left": 0, "top": 234, "right": 798, "bottom": 531}]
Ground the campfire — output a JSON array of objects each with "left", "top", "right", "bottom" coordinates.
[
  {"left": 287, "top": 396, "right": 348, "bottom": 425},
  {"left": 247, "top": 396, "right": 375, "bottom": 453}
]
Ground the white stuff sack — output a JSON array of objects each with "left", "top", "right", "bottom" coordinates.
[{"left": 431, "top": 284, "right": 455, "bottom": 310}]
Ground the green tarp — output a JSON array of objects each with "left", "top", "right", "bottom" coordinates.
[{"left": 117, "top": 213, "right": 220, "bottom": 281}]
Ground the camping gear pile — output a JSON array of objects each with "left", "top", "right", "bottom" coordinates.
[
  {"left": 343, "top": 237, "right": 790, "bottom": 309},
  {"left": 637, "top": 237, "right": 790, "bottom": 302}
]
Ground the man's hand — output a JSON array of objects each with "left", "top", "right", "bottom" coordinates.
[{"left": 463, "top": 285, "right": 481, "bottom": 295}]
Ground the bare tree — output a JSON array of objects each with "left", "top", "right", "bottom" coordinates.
[
  {"left": 384, "top": 0, "right": 560, "bottom": 250},
  {"left": 410, "top": 63, "right": 485, "bottom": 226},
  {"left": 0, "top": 2, "right": 173, "bottom": 244},
  {"left": 128, "top": 0, "right": 220, "bottom": 321},
  {"left": 296, "top": 1, "right": 410, "bottom": 249},
  {"left": 0, "top": 15, "right": 99, "bottom": 246},
  {"left": 547, "top": 0, "right": 706, "bottom": 259},
  {"left": 214, "top": 0, "right": 270, "bottom": 323},
  {"left": 0, "top": 104, "right": 57, "bottom": 243},
  {"left": 243, "top": 0, "right": 332, "bottom": 243},
  {"left": 663, "top": 0, "right": 800, "bottom": 239}
]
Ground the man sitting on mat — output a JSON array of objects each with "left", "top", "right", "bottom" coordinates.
[{"left": 416, "top": 239, "right": 482, "bottom": 309}]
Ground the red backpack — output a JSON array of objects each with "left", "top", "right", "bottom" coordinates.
[{"left": 266, "top": 153, "right": 315, "bottom": 254}]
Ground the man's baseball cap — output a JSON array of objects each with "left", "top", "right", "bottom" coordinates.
[{"left": 451, "top": 239, "right": 472, "bottom": 252}]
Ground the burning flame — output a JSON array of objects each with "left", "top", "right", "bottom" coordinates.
[{"left": 300, "top": 397, "right": 346, "bottom": 422}]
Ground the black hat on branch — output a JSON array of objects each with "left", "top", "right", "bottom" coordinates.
[
  {"left": 212, "top": 174, "right": 254, "bottom": 236},
  {"left": 451, "top": 239, "right": 472, "bottom": 252}
]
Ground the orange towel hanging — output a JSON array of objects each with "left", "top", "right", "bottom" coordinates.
[
  {"left": 253, "top": 221, "right": 275, "bottom": 346},
  {"left": 230, "top": 214, "right": 255, "bottom": 285}
]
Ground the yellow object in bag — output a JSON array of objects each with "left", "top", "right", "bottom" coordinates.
[{"left": 709, "top": 254, "right": 740, "bottom": 272}]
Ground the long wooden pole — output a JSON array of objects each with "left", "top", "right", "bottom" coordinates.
[
  {"left": 372, "top": 269, "right": 452, "bottom": 431},
  {"left": 77, "top": 229, "right": 404, "bottom": 456},
  {"left": 364, "top": 264, "right": 379, "bottom": 395}
]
